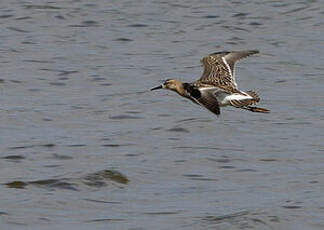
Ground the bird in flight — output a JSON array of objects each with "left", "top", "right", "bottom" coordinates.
[{"left": 151, "top": 50, "right": 269, "bottom": 116}]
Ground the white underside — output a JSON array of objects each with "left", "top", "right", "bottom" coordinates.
[
  {"left": 220, "top": 94, "right": 253, "bottom": 106},
  {"left": 199, "top": 87, "right": 252, "bottom": 107}
]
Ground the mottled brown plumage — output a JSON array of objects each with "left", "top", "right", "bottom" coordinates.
[{"left": 197, "top": 50, "right": 259, "bottom": 93}]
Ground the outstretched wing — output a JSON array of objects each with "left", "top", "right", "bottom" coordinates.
[
  {"left": 184, "top": 84, "right": 221, "bottom": 115},
  {"left": 198, "top": 50, "right": 259, "bottom": 93},
  {"left": 196, "top": 89, "right": 220, "bottom": 115}
]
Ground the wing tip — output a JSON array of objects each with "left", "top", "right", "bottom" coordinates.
[
  {"left": 247, "top": 50, "right": 259, "bottom": 55},
  {"left": 207, "top": 50, "right": 259, "bottom": 57},
  {"left": 234, "top": 50, "right": 259, "bottom": 56},
  {"left": 209, "top": 51, "right": 229, "bottom": 56}
]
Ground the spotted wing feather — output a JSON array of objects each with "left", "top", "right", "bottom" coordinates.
[
  {"left": 222, "top": 50, "right": 259, "bottom": 82},
  {"left": 198, "top": 50, "right": 259, "bottom": 93}
]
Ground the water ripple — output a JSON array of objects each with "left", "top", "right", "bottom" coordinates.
[{"left": 5, "top": 170, "right": 128, "bottom": 191}]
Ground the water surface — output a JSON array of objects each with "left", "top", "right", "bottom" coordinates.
[{"left": 0, "top": 0, "right": 323, "bottom": 229}]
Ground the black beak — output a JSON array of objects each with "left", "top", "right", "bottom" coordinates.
[{"left": 151, "top": 85, "right": 163, "bottom": 91}]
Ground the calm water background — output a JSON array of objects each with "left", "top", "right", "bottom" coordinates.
[{"left": 0, "top": 0, "right": 323, "bottom": 229}]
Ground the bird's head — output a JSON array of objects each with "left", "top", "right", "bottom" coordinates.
[{"left": 151, "top": 79, "right": 182, "bottom": 92}]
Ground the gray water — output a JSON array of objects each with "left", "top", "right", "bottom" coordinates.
[{"left": 0, "top": 0, "right": 323, "bottom": 229}]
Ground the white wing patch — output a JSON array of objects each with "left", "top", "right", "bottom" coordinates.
[
  {"left": 198, "top": 87, "right": 220, "bottom": 92},
  {"left": 222, "top": 57, "right": 237, "bottom": 88},
  {"left": 225, "top": 94, "right": 253, "bottom": 101}
]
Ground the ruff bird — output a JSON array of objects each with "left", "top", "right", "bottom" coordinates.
[{"left": 151, "top": 50, "right": 269, "bottom": 116}]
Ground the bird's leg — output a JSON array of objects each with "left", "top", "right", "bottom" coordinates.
[{"left": 243, "top": 106, "right": 270, "bottom": 113}]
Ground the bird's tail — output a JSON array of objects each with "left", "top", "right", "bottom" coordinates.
[
  {"left": 244, "top": 90, "right": 270, "bottom": 113},
  {"left": 246, "top": 90, "right": 260, "bottom": 103}
]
